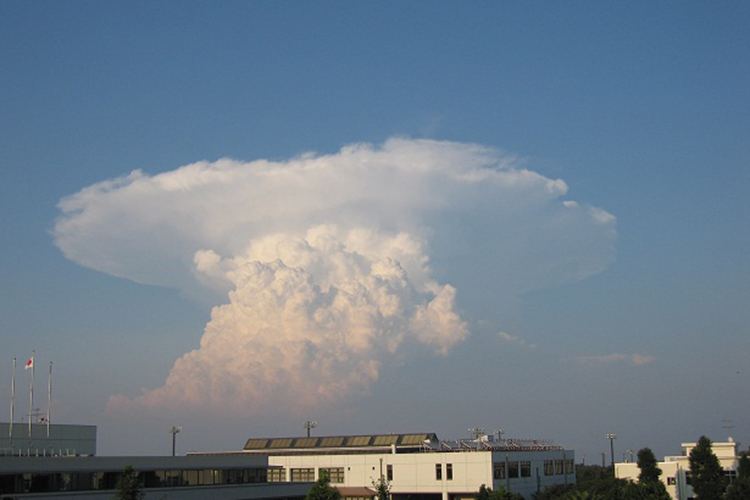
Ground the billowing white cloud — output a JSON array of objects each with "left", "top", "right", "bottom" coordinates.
[{"left": 54, "top": 138, "right": 616, "bottom": 415}]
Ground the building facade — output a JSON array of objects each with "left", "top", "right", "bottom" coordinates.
[
  {"left": 615, "top": 438, "right": 741, "bottom": 500},
  {"left": 237, "top": 433, "right": 575, "bottom": 500},
  {"left": 0, "top": 454, "right": 311, "bottom": 500}
]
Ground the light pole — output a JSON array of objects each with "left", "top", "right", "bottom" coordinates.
[
  {"left": 303, "top": 420, "right": 317, "bottom": 438},
  {"left": 606, "top": 433, "right": 616, "bottom": 469},
  {"left": 170, "top": 426, "right": 182, "bottom": 456},
  {"left": 469, "top": 427, "right": 486, "bottom": 440}
]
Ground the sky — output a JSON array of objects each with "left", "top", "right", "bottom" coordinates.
[{"left": 1, "top": 1, "right": 748, "bottom": 462}]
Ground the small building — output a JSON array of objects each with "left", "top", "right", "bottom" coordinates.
[
  {"left": 235, "top": 432, "right": 576, "bottom": 500},
  {"left": 615, "top": 438, "right": 741, "bottom": 500},
  {"left": 0, "top": 422, "right": 97, "bottom": 457}
]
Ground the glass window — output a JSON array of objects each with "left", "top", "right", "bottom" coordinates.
[
  {"left": 446, "top": 463, "right": 453, "bottom": 480},
  {"left": 555, "top": 460, "right": 564, "bottom": 475},
  {"left": 164, "top": 470, "right": 182, "bottom": 487},
  {"left": 544, "top": 460, "right": 554, "bottom": 476},
  {"left": 436, "top": 464, "right": 442, "bottom": 480},
  {"left": 520, "top": 461, "right": 531, "bottom": 477},
  {"left": 320, "top": 468, "right": 345, "bottom": 483},
  {"left": 291, "top": 468, "right": 315, "bottom": 482},
  {"left": 268, "top": 468, "right": 286, "bottom": 482},
  {"left": 493, "top": 463, "right": 505, "bottom": 479},
  {"left": 387, "top": 464, "right": 393, "bottom": 481},
  {"left": 183, "top": 470, "right": 199, "bottom": 486},
  {"left": 508, "top": 462, "right": 519, "bottom": 479},
  {"left": 565, "top": 459, "right": 574, "bottom": 475}
]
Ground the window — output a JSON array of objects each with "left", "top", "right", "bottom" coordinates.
[
  {"left": 667, "top": 477, "right": 676, "bottom": 485},
  {"left": 685, "top": 472, "right": 692, "bottom": 485},
  {"left": 565, "top": 459, "right": 574, "bottom": 475},
  {"left": 320, "top": 468, "right": 345, "bottom": 483},
  {"left": 436, "top": 464, "right": 442, "bottom": 480},
  {"left": 555, "top": 460, "right": 564, "bottom": 475},
  {"left": 446, "top": 463, "right": 453, "bottom": 480},
  {"left": 493, "top": 463, "right": 506, "bottom": 479},
  {"left": 291, "top": 468, "right": 315, "bottom": 482},
  {"left": 268, "top": 468, "right": 286, "bottom": 482},
  {"left": 520, "top": 461, "right": 531, "bottom": 478},
  {"left": 544, "top": 460, "right": 554, "bottom": 476},
  {"left": 508, "top": 462, "right": 519, "bottom": 478},
  {"left": 387, "top": 464, "right": 393, "bottom": 481}
]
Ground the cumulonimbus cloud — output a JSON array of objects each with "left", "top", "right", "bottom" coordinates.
[{"left": 54, "top": 138, "right": 616, "bottom": 415}]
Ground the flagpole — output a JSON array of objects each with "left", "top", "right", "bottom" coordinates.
[
  {"left": 47, "top": 361, "right": 52, "bottom": 437},
  {"left": 28, "top": 350, "right": 34, "bottom": 438},
  {"left": 10, "top": 357, "right": 15, "bottom": 446}
]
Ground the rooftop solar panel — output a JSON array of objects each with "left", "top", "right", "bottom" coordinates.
[
  {"left": 244, "top": 439, "right": 269, "bottom": 449},
  {"left": 269, "top": 438, "right": 294, "bottom": 448},
  {"left": 294, "top": 438, "right": 319, "bottom": 448},
  {"left": 400, "top": 434, "right": 428, "bottom": 445},
  {"left": 373, "top": 435, "right": 398, "bottom": 446},
  {"left": 346, "top": 436, "right": 372, "bottom": 446},
  {"left": 320, "top": 437, "right": 345, "bottom": 447}
]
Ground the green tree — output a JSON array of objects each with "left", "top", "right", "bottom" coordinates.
[
  {"left": 688, "top": 436, "right": 726, "bottom": 500},
  {"left": 737, "top": 451, "right": 750, "bottom": 478},
  {"left": 475, "top": 484, "right": 492, "bottom": 500},
  {"left": 113, "top": 466, "right": 144, "bottom": 500},
  {"left": 372, "top": 476, "right": 391, "bottom": 500},
  {"left": 636, "top": 448, "right": 662, "bottom": 484},
  {"left": 724, "top": 452, "right": 750, "bottom": 500},
  {"left": 474, "top": 484, "right": 523, "bottom": 500},
  {"left": 306, "top": 471, "right": 342, "bottom": 500}
]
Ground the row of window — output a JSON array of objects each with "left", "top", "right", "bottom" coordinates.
[
  {"left": 270, "top": 467, "right": 346, "bottom": 483},
  {"left": 0, "top": 468, "right": 266, "bottom": 495},
  {"left": 435, "top": 463, "right": 454, "bottom": 481},
  {"left": 494, "top": 459, "right": 573, "bottom": 479},
  {"left": 542, "top": 460, "right": 575, "bottom": 476}
]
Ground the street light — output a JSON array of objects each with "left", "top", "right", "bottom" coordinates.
[
  {"left": 606, "top": 434, "right": 617, "bottom": 470},
  {"left": 303, "top": 420, "right": 317, "bottom": 438},
  {"left": 170, "top": 426, "right": 182, "bottom": 456}
]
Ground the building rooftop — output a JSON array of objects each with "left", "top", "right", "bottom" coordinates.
[{"left": 241, "top": 433, "right": 566, "bottom": 455}]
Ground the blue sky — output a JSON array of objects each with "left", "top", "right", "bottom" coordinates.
[{"left": 1, "top": 1, "right": 748, "bottom": 460}]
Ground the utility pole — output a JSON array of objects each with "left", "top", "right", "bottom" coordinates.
[{"left": 606, "top": 433, "right": 616, "bottom": 469}]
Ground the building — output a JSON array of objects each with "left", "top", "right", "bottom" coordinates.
[
  {"left": 0, "top": 453, "right": 311, "bottom": 500},
  {"left": 0, "top": 422, "right": 96, "bottom": 457},
  {"left": 0, "top": 422, "right": 310, "bottom": 500},
  {"left": 615, "top": 438, "right": 741, "bottom": 500},
  {"left": 233, "top": 432, "right": 575, "bottom": 500}
]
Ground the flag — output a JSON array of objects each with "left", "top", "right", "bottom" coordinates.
[{"left": 25, "top": 357, "right": 33, "bottom": 370}]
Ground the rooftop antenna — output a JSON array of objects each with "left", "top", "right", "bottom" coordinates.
[
  {"left": 494, "top": 428, "right": 505, "bottom": 441},
  {"left": 304, "top": 420, "right": 317, "bottom": 438},
  {"left": 722, "top": 420, "right": 734, "bottom": 440}
]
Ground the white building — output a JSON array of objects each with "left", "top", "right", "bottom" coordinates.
[
  {"left": 615, "top": 438, "right": 741, "bottom": 500},
  {"left": 237, "top": 432, "right": 576, "bottom": 500}
]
